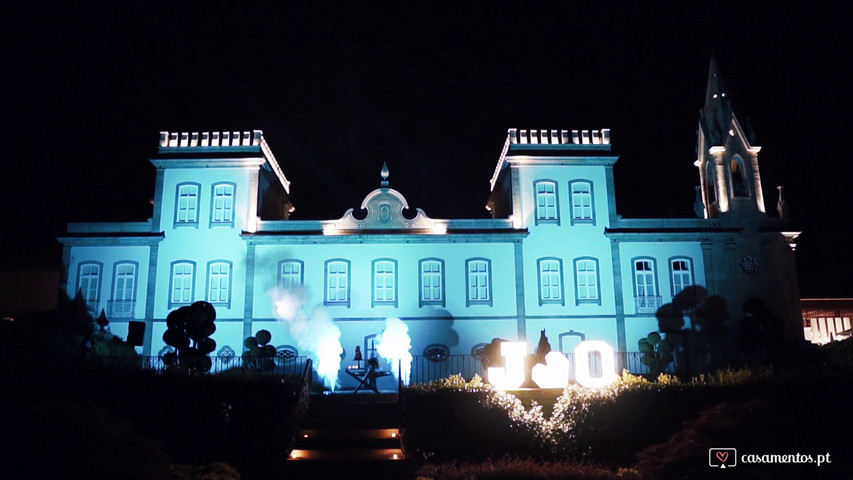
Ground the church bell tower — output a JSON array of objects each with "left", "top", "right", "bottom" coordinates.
[{"left": 695, "top": 58, "right": 766, "bottom": 219}]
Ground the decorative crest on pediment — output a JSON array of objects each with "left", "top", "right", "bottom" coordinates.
[{"left": 323, "top": 164, "right": 446, "bottom": 234}]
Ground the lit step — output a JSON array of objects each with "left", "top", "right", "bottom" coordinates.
[
  {"left": 298, "top": 428, "right": 399, "bottom": 440},
  {"left": 288, "top": 448, "right": 404, "bottom": 461}
]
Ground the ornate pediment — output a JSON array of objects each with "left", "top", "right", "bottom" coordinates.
[{"left": 323, "top": 164, "right": 445, "bottom": 234}]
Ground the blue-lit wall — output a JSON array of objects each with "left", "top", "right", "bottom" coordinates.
[{"left": 58, "top": 128, "right": 801, "bottom": 369}]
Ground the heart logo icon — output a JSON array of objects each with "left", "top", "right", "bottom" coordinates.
[{"left": 716, "top": 451, "right": 729, "bottom": 463}]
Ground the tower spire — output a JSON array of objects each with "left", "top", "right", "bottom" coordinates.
[{"left": 700, "top": 57, "right": 733, "bottom": 146}]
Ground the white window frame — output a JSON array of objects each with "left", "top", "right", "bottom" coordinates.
[
  {"left": 574, "top": 257, "right": 601, "bottom": 305},
  {"left": 76, "top": 262, "right": 102, "bottom": 315},
  {"left": 465, "top": 258, "right": 492, "bottom": 307},
  {"left": 324, "top": 259, "right": 351, "bottom": 307},
  {"left": 210, "top": 182, "right": 236, "bottom": 226},
  {"left": 633, "top": 258, "right": 658, "bottom": 297},
  {"left": 669, "top": 257, "right": 694, "bottom": 296},
  {"left": 419, "top": 258, "right": 445, "bottom": 307},
  {"left": 372, "top": 259, "right": 397, "bottom": 307},
  {"left": 278, "top": 260, "right": 304, "bottom": 290},
  {"left": 534, "top": 180, "right": 560, "bottom": 225},
  {"left": 569, "top": 180, "right": 595, "bottom": 225},
  {"left": 207, "top": 260, "right": 232, "bottom": 307},
  {"left": 175, "top": 182, "right": 200, "bottom": 226},
  {"left": 537, "top": 257, "right": 564, "bottom": 305},
  {"left": 169, "top": 261, "right": 195, "bottom": 308}
]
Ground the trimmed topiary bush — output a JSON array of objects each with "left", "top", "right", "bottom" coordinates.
[{"left": 242, "top": 329, "right": 277, "bottom": 371}]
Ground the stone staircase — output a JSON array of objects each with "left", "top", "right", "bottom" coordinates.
[{"left": 284, "top": 393, "right": 415, "bottom": 479}]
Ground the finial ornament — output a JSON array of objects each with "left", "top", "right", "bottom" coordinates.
[
  {"left": 381, "top": 162, "right": 389, "bottom": 187},
  {"left": 776, "top": 185, "right": 788, "bottom": 219}
]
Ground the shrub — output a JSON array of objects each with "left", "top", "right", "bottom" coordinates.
[
  {"left": 415, "top": 457, "right": 641, "bottom": 480},
  {"left": 402, "top": 375, "right": 549, "bottom": 462}
]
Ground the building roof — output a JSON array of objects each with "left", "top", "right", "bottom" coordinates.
[{"left": 153, "top": 130, "right": 291, "bottom": 194}]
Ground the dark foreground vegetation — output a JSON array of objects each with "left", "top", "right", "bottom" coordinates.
[
  {"left": 4, "top": 304, "right": 853, "bottom": 479},
  {"left": 1, "top": 314, "right": 306, "bottom": 480},
  {"left": 403, "top": 340, "right": 853, "bottom": 479}
]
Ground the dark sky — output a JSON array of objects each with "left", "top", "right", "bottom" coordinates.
[{"left": 2, "top": 1, "right": 849, "bottom": 297}]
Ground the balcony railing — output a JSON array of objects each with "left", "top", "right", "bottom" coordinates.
[
  {"left": 108, "top": 300, "right": 136, "bottom": 318},
  {"left": 635, "top": 295, "right": 662, "bottom": 314}
]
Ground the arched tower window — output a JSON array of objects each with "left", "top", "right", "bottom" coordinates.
[{"left": 730, "top": 155, "right": 749, "bottom": 197}]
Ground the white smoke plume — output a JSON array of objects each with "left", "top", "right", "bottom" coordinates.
[
  {"left": 376, "top": 317, "right": 413, "bottom": 385},
  {"left": 271, "top": 287, "right": 342, "bottom": 390}
]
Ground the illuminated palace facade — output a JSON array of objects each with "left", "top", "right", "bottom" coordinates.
[{"left": 59, "top": 62, "right": 802, "bottom": 373}]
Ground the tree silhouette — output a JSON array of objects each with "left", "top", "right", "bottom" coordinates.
[
  {"left": 655, "top": 286, "right": 728, "bottom": 374},
  {"left": 162, "top": 301, "right": 217, "bottom": 373}
]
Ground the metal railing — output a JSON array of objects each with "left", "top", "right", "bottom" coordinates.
[
  {"left": 89, "top": 350, "right": 753, "bottom": 384},
  {"left": 407, "top": 351, "right": 706, "bottom": 385},
  {"left": 92, "top": 354, "right": 310, "bottom": 376},
  {"left": 410, "top": 355, "right": 484, "bottom": 385},
  {"left": 107, "top": 300, "right": 136, "bottom": 318},
  {"left": 634, "top": 295, "right": 663, "bottom": 314}
]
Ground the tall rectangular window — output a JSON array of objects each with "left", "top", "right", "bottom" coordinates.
[
  {"left": 466, "top": 258, "right": 492, "bottom": 306},
  {"left": 170, "top": 261, "right": 195, "bottom": 307},
  {"left": 207, "top": 261, "right": 231, "bottom": 305},
  {"left": 325, "top": 259, "right": 350, "bottom": 306},
  {"left": 77, "top": 262, "right": 102, "bottom": 315},
  {"left": 634, "top": 259, "right": 657, "bottom": 296},
  {"left": 279, "top": 260, "right": 303, "bottom": 290},
  {"left": 419, "top": 259, "right": 445, "bottom": 307},
  {"left": 670, "top": 258, "right": 693, "bottom": 296},
  {"left": 632, "top": 257, "right": 661, "bottom": 314},
  {"left": 372, "top": 259, "right": 397, "bottom": 306},
  {"left": 537, "top": 258, "right": 564, "bottom": 305},
  {"left": 574, "top": 257, "right": 600, "bottom": 305},
  {"left": 175, "top": 183, "right": 200, "bottom": 225},
  {"left": 211, "top": 183, "right": 235, "bottom": 225},
  {"left": 534, "top": 180, "right": 559, "bottom": 224},
  {"left": 110, "top": 262, "right": 137, "bottom": 318},
  {"left": 570, "top": 180, "right": 594, "bottom": 224},
  {"left": 112, "top": 263, "right": 136, "bottom": 301}
]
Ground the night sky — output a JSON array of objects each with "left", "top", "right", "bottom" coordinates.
[{"left": 3, "top": 1, "right": 849, "bottom": 298}]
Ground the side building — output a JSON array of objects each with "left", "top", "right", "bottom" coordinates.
[{"left": 58, "top": 61, "right": 802, "bottom": 382}]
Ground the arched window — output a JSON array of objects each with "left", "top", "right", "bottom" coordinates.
[
  {"left": 419, "top": 258, "right": 445, "bottom": 307},
  {"left": 210, "top": 182, "right": 236, "bottom": 225},
  {"left": 423, "top": 344, "right": 450, "bottom": 363},
  {"left": 669, "top": 257, "right": 694, "bottom": 296},
  {"left": 109, "top": 261, "right": 138, "bottom": 318},
  {"left": 574, "top": 257, "right": 601, "bottom": 305},
  {"left": 275, "top": 345, "right": 299, "bottom": 365},
  {"left": 217, "top": 346, "right": 236, "bottom": 363},
  {"left": 569, "top": 180, "right": 595, "bottom": 224},
  {"left": 76, "top": 261, "right": 103, "bottom": 316},
  {"left": 175, "top": 182, "right": 200, "bottom": 226},
  {"left": 372, "top": 259, "right": 397, "bottom": 307},
  {"left": 169, "top": 261, "right": 195, "bottom": 308},
  {"left": 325, "top": 259, "right": 351, "bottom": 306},
  {"left": 278, "top": 260, "right": 304, "bottom": 289},
  {"left": 471, "top": 343, "right": 488, "bottom": 360},
  {"left": 207, "top": 260, "right": 232, "bottom": 306},
  {"left": 706, "top": 162, "right": 718, "bottom": 203},
  {"left": 632, "top": 257, "right": 661, "bottom": 314},
  {"left": 534, "top": 180, "right": 559, "bottom": 225},
  {"left": 730, "top": 155, "right": 749, "bottom": 197},
  {"left": 465, "top": 258, "right": 492, "bottom": 306},
  {"left": 537, "top": 257, "right": 564, "bottom": 305}
]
